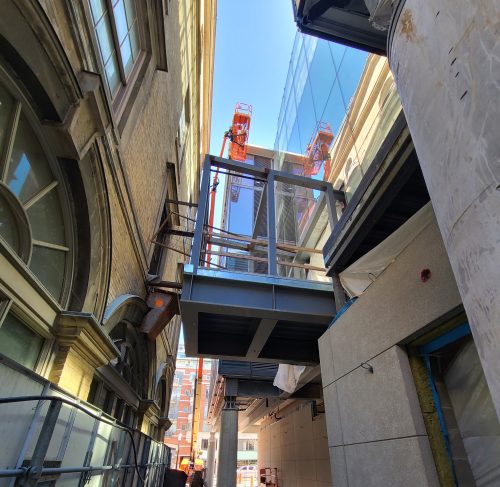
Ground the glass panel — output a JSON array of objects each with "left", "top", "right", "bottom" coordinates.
[
  {"left": 26, "top": 188, "right": 65, "bottom": 245},
  {"left": 105, "top": 53, "right": 121, "bottom": 95},
  {"left": 120, "top": 36, "right": 133, "bottom": 76},
  {"left": 6, "top": 113, "right": 53, "bottom": 203},
  {"left": 0, "top": 190, "right": 20, "bottom": 252},
  {"left": 113, "top": 0, "right": 128, "bottom": 43},
  {"left": 309, "top": 42, "right": 337, "bottom": 119},
  {"left": 323, "top": 80, "right": 348, "bottom": 136},
  {"left": 337, "top": 48, "right": 368, "bottom": 110},
  {"left": 96, "top": 13, "right": 114, "bottom": 64},
  {"left": 0, "top": 82, "right": 15, "bottom": 158},
  {"left": 90, "top": 0, "right": 106, "bottom": 24},
  {"left": 124, "top": 0, "right": 137, "bottom": 28},
  {"left": 0, "top": 313, "right": 43, "bottom": 369},
  {"left": 329, "top": 42, "right": 347, "bottom": 70},
  {"left": 296, "top": 81, "right": 316, "bottom": 148},
  {"left": 129, "top": 22, "right": 140, "bottom": 58},
  {"left": 287, "top": 120, "right": 302, "bottom": 155},
  {"left": 29, "top": 245, "right": 65, "bottom": 299}
]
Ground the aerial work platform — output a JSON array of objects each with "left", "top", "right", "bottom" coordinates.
[{"left": 180, "top": 155, "right": 344, "bottom": 365}]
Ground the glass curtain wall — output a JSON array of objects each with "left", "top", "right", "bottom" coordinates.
[{"left": 273, "top": 33, "right": 402, "bottom": 201}]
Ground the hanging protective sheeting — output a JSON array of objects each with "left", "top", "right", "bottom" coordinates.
[
  {"left": 273, "top": 364, "right": 307, "bottom": 393},
  {"left": 444, "top": 340, "right": 500, "bottom": 486},
  {"left": 339, "top": 202, "right": 434, "bottom": 297}
]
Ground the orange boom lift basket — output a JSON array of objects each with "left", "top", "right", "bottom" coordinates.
[{"left": 228, "top": 102, "right": 252, "bottom": 161}]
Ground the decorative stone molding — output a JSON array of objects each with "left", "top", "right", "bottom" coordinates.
[{"left": 49, "top": 311, "right": 119, "bottom": 398}]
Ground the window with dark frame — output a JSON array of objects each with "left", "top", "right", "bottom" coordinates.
[{"left": 89, "top": 0, "right": 141, "bottom": 99}]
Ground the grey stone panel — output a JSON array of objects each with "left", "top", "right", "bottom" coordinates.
[
  {"left": 323, "top": 382, "right": 343, "bottom": 447},
  {"left": 329, "top": 446, "right": 349, "bottom": 487},
  {"left": 344, "top": 436, "right": 439, "bottom": 487},
  {"left": 327, "top": 219, "right": 461, "bottom": 380},
  {"left": 336, "top": 346, "right": 427, "bottom": 445},
  {"left": 318, "top": 332, "right": 335, "bottom": 388}
]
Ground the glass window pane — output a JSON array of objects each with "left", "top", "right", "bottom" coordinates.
[
  {"left": 6, "top": 113, "right": 53, "bottom": 203},
  {"left": 337, "top": 48, "right": 368, "bottom": 111},
  {"left": 29, "top": 245, "right": 65, "bottom": 299},
  {"left": 124, "top": 0, "right": 137, "bottom": 28},
  {"left": 120, "top": 36, "right": 133, "bottom": 76},
  {"left": 90, "top": 0, "right": 106, "bottom": 24},
  {"left": 0, "top": 82, "right": 15, "bottom": 157},
  {"left": 96, "top": 13, "right": 114, "bottom": 64},
  {"left": 105, "top": 53, "right": 121, "bottom": 95},
  {"left": 323, "top": 80, "right": 347, "bottom": 136},
  {"left": 113, "top": 0, "right": 128, "bottom": 43},
  {"left": 0, "top": 190, "right": 20, "bottom": 252},
  {"left": 329, "top": 43, "right": 347, "bottom": 69},
  {"left": 296, "top": 81, "right": 316, "bottom": 147},
  {"left": 309, "top": 42, "right": 337, "bottom": 119},
  {"left": 26, "top": 188, "right": 66, "bottom": 246},
  {"left": 129, "top": 22, "right": 140, "bottom": 58},
  {"left": 0, "top": 313, "right": 43, "bottom": 369}
]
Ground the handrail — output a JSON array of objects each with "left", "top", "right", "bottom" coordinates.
[{"left": 0, "top": 395, "right": 170, "bottom": 483}]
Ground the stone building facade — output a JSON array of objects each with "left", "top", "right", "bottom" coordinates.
[{"left": 0, "top": 0, "right": 215, "bottom": 445}]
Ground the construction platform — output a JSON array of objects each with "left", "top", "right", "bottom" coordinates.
[{"left": 180, "top": 155, "right": 343, "bottom": 365}]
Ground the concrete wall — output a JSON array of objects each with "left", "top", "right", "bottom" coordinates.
[
  {"left": 319, "top": 215, "right": 462, "bottom": 486},
  {"left": 258, "top": 403, "right": 331, "bottom": 487},
  {"left": 389, "top": 0, "right": 500, "bottom": 418}
]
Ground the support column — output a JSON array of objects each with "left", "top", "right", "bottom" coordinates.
[
  {"left": 216, "top": 397, "right": 238, "bottom": 487},
  {"left": 205, "top": 431, "right": 217, "bottom": 487},
  {"left": 388, "top": 0, "right": 500, "bottom": 417}
]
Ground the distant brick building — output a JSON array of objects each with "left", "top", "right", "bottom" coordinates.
[{"left": 165, "top": 342, "right": 212, "bottom": 466}]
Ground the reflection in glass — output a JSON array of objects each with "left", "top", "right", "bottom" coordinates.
[
  {"left": 6, "top": 114, "right": 52, "bottom": 203},
  {"left": 113, "top": 0, "right": 128, "bottom": 43},
  {"left": 0, "top": 190, "right": 19, "bottom": 252},
  {"left": 96, "top": 13, "right": 114, "bottom": 63},
  {"left": 0, "top": 313, "right": 44, "bottom": 369},
  {"left": 0, "top": 82, "right": 14, "bottom": 157},
  {"left": 121, "top": 38, "right": 134, "bottom": 76},
  {"left": 26, "top": 188, "right": 66, "bottom": 246},
  {"left": 29, "top": 245, "right": 66, "bottom": 299},
  {"left": 309, "top": 42, "right": 337, "bottom": 118},
  {"left": 90, "top": 0, "right": 106, "bottom": 24},
  {"left": 105, "top": 54, "right": 121, "bottom": 95}
]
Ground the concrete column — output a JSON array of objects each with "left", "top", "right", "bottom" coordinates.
[
  {"left": 216, "top": 397, "right": 238, "bottom": 487},
  {"left": 388, "top": 0, "right": 500, "bottom": 418},
  {"left": 205, "top": 431, "right": 217, "bottom": 487}
]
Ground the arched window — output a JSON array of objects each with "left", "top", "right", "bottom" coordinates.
[{"left": 0, "top": 77, "right": 74, "bottom": 302}]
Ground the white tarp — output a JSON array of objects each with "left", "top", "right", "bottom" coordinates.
[
  {"left": 364, "top": 0, "right": 394, "bottom": 31},
  {"left": 340, "top": 202, "right": 434, "bottom": 297},
  {"left": 444, "top": 340, "right": 500, "bottom": 486},
  {"left": 273, "top": 364, "right": 306, "bottom": 393}
]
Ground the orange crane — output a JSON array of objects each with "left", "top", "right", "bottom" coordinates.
[
  {"left": 206, "top": 103, "right": 252, "bottom": 264},
  {"left": 189, "top": 104, "right": 252, "bottom": 468},
  {"left": 304, "top": 122, "right": 334, "bottom": 179}
]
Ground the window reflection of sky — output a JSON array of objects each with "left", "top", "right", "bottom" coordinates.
[
  {"left": 8, "top": 154, "right": 30, "bottom": 197},
  {"left": 274, "top": 34, "right": 368, "bottom": 160}
]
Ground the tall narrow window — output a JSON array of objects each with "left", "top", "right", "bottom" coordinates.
[{"left": 90, "top": 0, "right": 141, "bottom": 98}]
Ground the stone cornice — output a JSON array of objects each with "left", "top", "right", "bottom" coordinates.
[{"left": 54, "top": 311, "right": 119, "bottom": 368}]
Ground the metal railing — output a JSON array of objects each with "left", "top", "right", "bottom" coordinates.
[
  {"left": 191, "top": 155, "right": 345, "bottom": 281},
  {"left": 0, "top": 394, "right": 170, "bottom": 486}
]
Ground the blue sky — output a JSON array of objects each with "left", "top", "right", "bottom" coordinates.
[{"left": 209, "top": 0, "right": 297, "bottom": 154}]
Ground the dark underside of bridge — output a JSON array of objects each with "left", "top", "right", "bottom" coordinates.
[{"left": 180, "top": 269, "right": 335, "bottom": 365}]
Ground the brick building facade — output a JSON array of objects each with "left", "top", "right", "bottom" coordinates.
[{"left": 0, "top": 0, "right": 215, "bottom": 448}]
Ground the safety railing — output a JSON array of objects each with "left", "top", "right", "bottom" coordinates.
[
  {"left": 0, "top": 394, "right": 171, "bottom": 487},
  {"left": 191, "top": 155, "right": 345, "bottom": 282}
]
